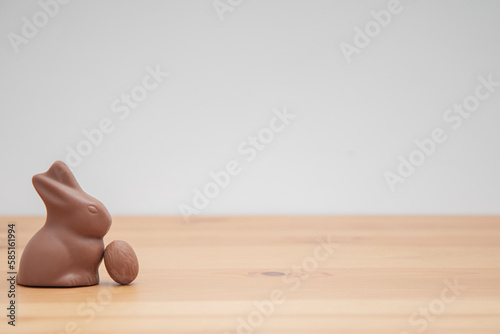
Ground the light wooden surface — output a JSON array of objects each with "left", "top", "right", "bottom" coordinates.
[{"left": 1, "top": 216, "right": 499, "bottom": 334}]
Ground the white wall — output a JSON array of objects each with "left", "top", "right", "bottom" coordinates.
[{"left": 1, "top": 0, "right": 499, "bottom": 216}]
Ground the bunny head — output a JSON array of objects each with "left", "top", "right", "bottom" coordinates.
[{"left": 32, "top": 161, "right": 112, "bottom": 238}]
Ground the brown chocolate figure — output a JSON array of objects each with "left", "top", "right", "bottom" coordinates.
[{"left": 17, "top": 161, "right": 112, "bottom": 287}]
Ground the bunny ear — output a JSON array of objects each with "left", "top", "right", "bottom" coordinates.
[
  {"left": 44, "top": 161, "right": 82, "bottom": 190},
  {"left": 32, "top": 161, "right": 83, "bottom": 210}
]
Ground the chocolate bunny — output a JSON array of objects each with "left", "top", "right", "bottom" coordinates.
[{"left": 17, "top": 161, "right": 112, "bottom": 287}]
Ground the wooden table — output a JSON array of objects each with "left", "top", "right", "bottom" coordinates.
[{"left": 1, "top": 216, "right": 499, "bottom": 333}]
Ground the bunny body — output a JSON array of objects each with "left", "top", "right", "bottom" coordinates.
[{"left": 17, "top": 161, "right": 112, "bottom": 287}]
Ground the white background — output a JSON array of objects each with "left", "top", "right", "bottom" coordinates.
[{"left": 1, "top": 0, "right": 499, "bottom": 216}]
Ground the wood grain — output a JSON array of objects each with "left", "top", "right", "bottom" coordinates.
[{"left": 1, "top": 216, "right": 499, "bottom": 334}]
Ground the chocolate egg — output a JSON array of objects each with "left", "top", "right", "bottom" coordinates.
[{"left": 104, "top": 240, "right": 139, "bottom": 285}]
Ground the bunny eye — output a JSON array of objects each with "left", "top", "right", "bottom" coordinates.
[{"left": 88, "top": 205, "right": 98, "bottom": 214}]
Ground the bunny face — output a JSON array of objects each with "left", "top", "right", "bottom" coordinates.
[
  {"left": 69, "top": 193, "right": 112, "bottom": 238},
  {"left": 32, "top": 161, "right": 112, "bottom": 238}
]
